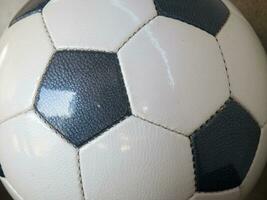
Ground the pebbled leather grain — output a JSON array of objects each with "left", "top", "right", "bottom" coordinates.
[
  {"left": 153, "top": 0, "right": 230, "bottom": 36},
  {"left": 35, "top": 50, "right": 131, "bottom": 147},
  {"left": 9, "top": 0, "right": 50, "bottom": 27},
  {"left": 0, "top": 164, "right": 4, "bottom": 177},
  {"left": 191, "top": 99, "right": 261, "bottom": 192}
]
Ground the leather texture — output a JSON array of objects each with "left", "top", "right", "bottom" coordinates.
[
  {"left": 191, "top": 99, "right": 261, "bottom": 192},
  {"left": 0, "top": 112, "right": 83, "bottom": 200},
  {"left": 9, "top": 0, "right": 49, "bottom": 26},
  {"left": 217, "top": 13, "right": 267, "bottom": 127},
  {"left": 0, "top": 0, "right": 266, "bottom": 199},
  {"left": 35, "top": 51, "right": 131, "bottom": 147},
  {"left": 153, "top": 0, "right": 230, "bottom": 36},
  {"left": 118, "top": 16, "right": 229, "bottom": 136},
  {"left": 11, "top": 0, "right": 230, "bottom": 37},
  {"left": 0, "top": 164, "right": 4, "bottom": 177},
  {"left": 0, "top": 14, "right": 54, "bottom": 123},
  {"left": 42, "top": 0, "right": 157, "bottom": 52},
  {"left": 80, "top": 117, "right": 195, "bottom": 200}
]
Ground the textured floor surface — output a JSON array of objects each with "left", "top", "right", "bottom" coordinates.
[{"left": 0, "top": 0, "right": 266, "bottom": 200}]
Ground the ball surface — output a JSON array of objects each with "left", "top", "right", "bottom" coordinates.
[{"left": 0, "top": 0, "right": 266, "bottom": 200}]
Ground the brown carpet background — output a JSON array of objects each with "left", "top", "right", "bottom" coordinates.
[{"left": 0, "top": 0, "right": 266, "bottom": 199}]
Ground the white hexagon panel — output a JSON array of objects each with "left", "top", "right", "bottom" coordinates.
[
  {"left": 80, "top": 117, "right": 195, "bottom": 200},
  {"left": 217, "top": 13, "right": 267, "bottom": 127},
  {"left": 118, "top": 16, "right": 229, "bottom": 135},
  {"left": 0, "top": 112, "right": 83, "bottom": 200},
  {"left": 0, "top": 1, "right": 266, "bottom": 200},
  {"left": 43, "top": 0, "right": 157, "bottom": 51},
  {"left": 0, "top": 14, "right": 54, "bottom": 123}
]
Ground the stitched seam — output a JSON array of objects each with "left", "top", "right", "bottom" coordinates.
[
  {"left": 113, "top": 54, "right": 133, "bottom": 116},
  {"left": 189, "top": 97, "right": 233, "bottom": 191},
  {"left": 189, "top": 137, "right": 198, "bottom": 192},
  {"left": 80, "top": 114, "right": 130, "bottom": 148},
  {"left": 117, "top": 14, "right": 158, "bottom": 52},
  {"left": 133, "top": 114, "right": 196, "bottom": 194},
  {"left": 216, "top": 37, "right": 232, "bottom": 96},
  {"left": 35, "top": 110, "right": 86, "bottom": 199},
  {"left": 34, "top": 109, "right": 78, "bottom": 149},
  {"left": 0, "top": 108, "right": 33, "bottom": 126},
  {"left": 192, "top": 98, "right": 232, "bottom": 136},
  {"left": 0, "top": 12, "right": 56, "bottom": 127},
  {"left": 133, "top": 115, "right": 188, "bottom": 138},
  {"left": 41, "top": 12, "right": 56, "bottom": 50},
  {"left": 77, "top": 151, "right": 86, "bottom": 200}
]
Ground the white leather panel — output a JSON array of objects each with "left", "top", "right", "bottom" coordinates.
[
  {"left": 80, "top": 117, "right": 195, "bottom": 200},
  {"left": 189, "top": 188, "right": 240, "bottom": 200},
  {"left": 0, "top": 112, "right": 82, "bottom": 200},
  {"left": 43, "top": 0, "right": 157, "bottom": 52},
  {"left": 118, "top": 16, "right": 229, "bottom": 135},
  {"left": 0, "top": 14, "right": 54, "bottom": 123},
  {"left": 240, "top": 124, "right": 267, "bottom": 198},
  {"left": 217, "top": 14, "right": 267, "bottom": 126},
  {"left": 0, "top": 178, "right": 23, "bottom": 200}
]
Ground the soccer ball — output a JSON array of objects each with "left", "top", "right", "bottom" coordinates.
[{"left": 0, "top": 0, "right": 266, "bottom": 199}]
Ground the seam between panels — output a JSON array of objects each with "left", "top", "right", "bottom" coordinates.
[
  {"left": 0, "top": 108, "right": 33, "bottom": 126},
  {"left": 215, "top": 37, "right": 232, "bottom": 96},
  {"left": 77, "top": 150, "right": 86, "bottom": 200},
  {"left": 40, "top": 12, "right": 56, "bottom": 50},
  {"left": 133, "top": 115, "right": 189, "bottom": 138},
  {"left": 133, "top": 115, "right": 197, "bottom": 195},
  {"left": 34, "top": 110, "right": 78, "bottom": 149},
  {"left": 80, "top": 114, "right": 130, "bottom": 148},
  {"left": 189, "top": 98, "right": 232, "bottom": 191},
  {"left": 189, "top": 137, "right": 198, "bottom": 193},
  {"left": 191, "top": 98, "right": 231, "bottom": 136},
  {"left": 117, "top": 14, "right": 158, "bottom": 52},
  {"left": 34, "top": 111, "right": 85, "bottom": 200}
]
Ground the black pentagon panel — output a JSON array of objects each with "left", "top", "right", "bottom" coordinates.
[
  {"left": 0, "top": 164, "right": 4, "bottom": 177},
  {"left": 153, "top": 0, "right": 230, "bottom": 36},
  {"left": 9, "top": 0, "right": 50, "bottom": 27},
  {"left": 191, "top": 99, "right": 260, "bottom": 192},
  {"left": 35, "top": 51, "right": 131, "bottom": 147}
]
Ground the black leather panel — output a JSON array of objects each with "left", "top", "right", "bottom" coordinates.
[
  {"left": 191, "top": 99, "right": 260, "bottom": 192},
  {"left": 9, "top": 0, "right": 50, "bottom": 26},
  {"left": 153, "top": 0, "right": 229, "bottom": 36},
  {"left": 35, "top": 51, "right": 131, "bottom": 147},
  {"left": 0, "top": 164, "right": 4, "bottom": 177}
]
